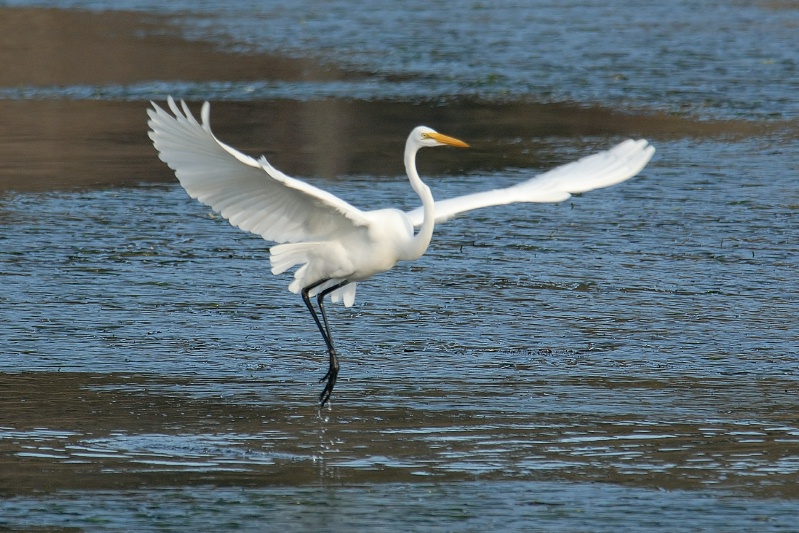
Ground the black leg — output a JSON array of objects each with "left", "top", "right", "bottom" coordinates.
[
  {"left": 315, "top": 281, "right": 350, "bottom": 407},
  {"left": 317, "top": 281, "right": 351, "bottom": 353},
  {"left": 300, "top": 279, "right": 350, "bottom": 407},
  {"left": 301, "top": 279, "right": 334, "bottom": 354}
]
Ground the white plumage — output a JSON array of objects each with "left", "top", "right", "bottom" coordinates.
[
  {"left": 147, "top": 96, "right": 655, "bottom": 405},
  {"left": 406, "top": 138, "right": 654, "bottom": 225}
]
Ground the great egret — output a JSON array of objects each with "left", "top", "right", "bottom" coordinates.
[{"left": 148, "top": 97, "right": 655, "bottom": 406}]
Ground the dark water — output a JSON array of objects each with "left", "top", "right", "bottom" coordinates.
[{"left": 2, "top": 1, "right": 799, "bottom": 531}]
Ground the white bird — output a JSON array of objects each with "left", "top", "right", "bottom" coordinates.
[{"left": 147, "top": 97, "right": 655, "bottom": 406}]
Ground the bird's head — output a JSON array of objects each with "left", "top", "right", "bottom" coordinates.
[{"left": 411, "top": 126, "right": 469, "bottom": 149}]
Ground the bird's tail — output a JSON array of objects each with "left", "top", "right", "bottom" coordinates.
[
  {"left": 270, "top": 242, "right": 357, "bottom": 306},
  {"left": 270, "top": 242, "right": 314, "bottom": 278}
]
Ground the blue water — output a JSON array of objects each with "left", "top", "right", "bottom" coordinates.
[
  {"left": 1, "top": 1, "right": 798, "bottom": 531},
  {"left": 4, "top": 0, "right": 799, "bottom": 119}
]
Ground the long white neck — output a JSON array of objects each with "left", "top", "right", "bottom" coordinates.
[{"left": 402, "top": 142, "right": 435, "bottom": 261}]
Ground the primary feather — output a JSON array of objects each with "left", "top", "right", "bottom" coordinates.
[{"left": 147, "top": 97, "right": 370, "bottom": 245}]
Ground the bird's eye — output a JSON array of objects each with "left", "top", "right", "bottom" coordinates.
[{"left": 421, "top": 133, "right": 429, "bottom": 139}]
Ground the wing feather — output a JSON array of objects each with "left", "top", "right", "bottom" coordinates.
[
  {"left": 147, "top": 97, "right": 370, "bottom": 244},
  {"left": 406, "top": 139, "right": 655, "bottom": 226}
]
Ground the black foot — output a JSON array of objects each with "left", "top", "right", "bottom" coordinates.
[{"left": 318, "top": 364, "right": 339, "bottom": 407}]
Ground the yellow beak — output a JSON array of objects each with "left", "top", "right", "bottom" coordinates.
[{"left": 428, "top": 132, "right": 469, "bottom": 148}]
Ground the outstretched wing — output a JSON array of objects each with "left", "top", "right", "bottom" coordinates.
[
  {"left": 406, "top": 139, "right": 655, "bottom": 226},
  {"left": 147, "top": 97, "right": 370, "bottom": 243}
]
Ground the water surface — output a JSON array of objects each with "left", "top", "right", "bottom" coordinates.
[{"left": 1, "top": 1, "right": 798, "bottom": 531}]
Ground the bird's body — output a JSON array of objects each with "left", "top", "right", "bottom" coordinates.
[
  {"left": 270, "top": 206, "right": 412, "bottom": 302},
  {"left": 147, "top": 97, "right": 655, "bottom": 406}
]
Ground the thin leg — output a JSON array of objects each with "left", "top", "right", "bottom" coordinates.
[
  {"left": 317, "top": 280, "right": 350, "bottom": 354},
  {"left": 316, "top": 281, "right": 350, "bottom": 407},
  {"left": 301, "top": 279, "right": 334, "bottom": 353},
  {"left": 300, "top": 279, "right": 350, "bottom": 407}
]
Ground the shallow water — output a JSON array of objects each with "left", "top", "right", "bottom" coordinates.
[
  {"left": 2, "top": 1, "right": 799, "bottom": 531},
  {"left": 2, "top": 138, "right": 799, "bottom": 529}
]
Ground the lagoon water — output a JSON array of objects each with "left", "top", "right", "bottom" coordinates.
[{"left": 1, "top": 1, "right": 798, "bottom": 531}]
